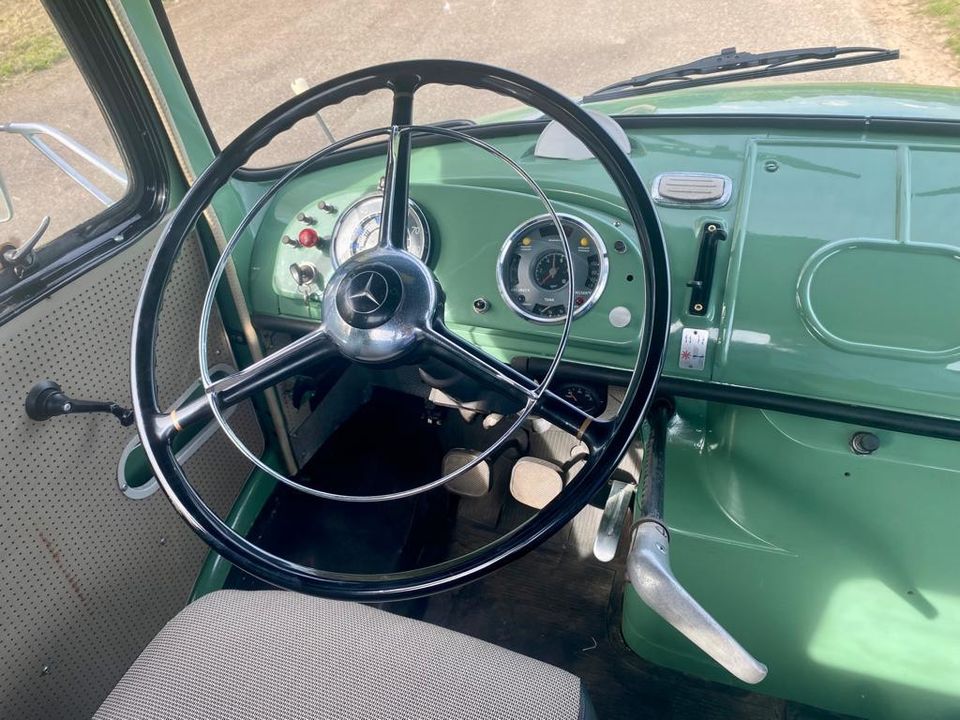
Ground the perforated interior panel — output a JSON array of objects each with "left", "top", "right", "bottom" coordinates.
[{"left": 0, "top": 232, "right": 263, "bottom": 720}]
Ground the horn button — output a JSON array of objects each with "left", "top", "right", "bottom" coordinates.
[
  {"left": 336, "top": 265, "right": 403, "bottom": 329},
  {"left": 323, "top": 250, "right": 437, "bottom": 363}
]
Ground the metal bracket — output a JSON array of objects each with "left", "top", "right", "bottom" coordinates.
[{"left": 0, "top": 123, "right": 126, "bottom": 205}]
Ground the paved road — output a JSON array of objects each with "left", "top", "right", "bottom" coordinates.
[{"left": 1, "top": 0, "right": 958, "bottom": 250}]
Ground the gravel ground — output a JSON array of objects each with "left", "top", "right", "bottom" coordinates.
[{"left": 1, "top": 0, "right": 958, "bottom": 250}]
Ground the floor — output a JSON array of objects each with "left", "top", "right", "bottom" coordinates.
[{"left": 226, "top": 391, "right": 855, "bottom": 720}]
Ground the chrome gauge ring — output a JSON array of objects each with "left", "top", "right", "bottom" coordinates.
[
  {"left": 331, "top": 194, "right": 431, "bottom": 267},
  {"left": 497, "top": 213, "right": 609, "bottom": 323}
]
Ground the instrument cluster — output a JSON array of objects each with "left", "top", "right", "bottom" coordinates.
[{"left": 275, "top": 197, "right": 612, "bottom": 325}]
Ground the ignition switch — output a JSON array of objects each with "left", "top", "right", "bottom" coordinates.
[{"left": 289, "top": 262, "right": 318, "bottom": 287}]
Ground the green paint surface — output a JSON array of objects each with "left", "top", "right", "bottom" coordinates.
[{"left": 622, "top": 399, "right": 960, "bottom": 720}]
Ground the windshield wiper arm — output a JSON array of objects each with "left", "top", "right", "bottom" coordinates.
[{"left": 582, "top": 45, "right": 900, "bottom": 103}]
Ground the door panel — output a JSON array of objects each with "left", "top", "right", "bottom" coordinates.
[{"left": 0, "top": 229, "right": 262, "bottom": 719}]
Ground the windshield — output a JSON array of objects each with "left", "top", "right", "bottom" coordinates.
[{"left": 161, "top": 0, "right": 960, "bottom": 167}]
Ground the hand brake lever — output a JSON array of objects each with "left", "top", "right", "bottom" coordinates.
[{"left": 626, "top": 401, "right": 768, "bottom": 685}]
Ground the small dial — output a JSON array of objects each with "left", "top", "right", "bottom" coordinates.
[
  {"left": 331, "top": 194, "right": 430, "bottom": 267},
  {"left": 533, "top": 251, "right": 569, "bottom": 290},
  {"left": 555, "top": 382, "right": 606, "bottom": 415},
  {"left": 496, "top": 214, "right": 609, "bottom": 323}
]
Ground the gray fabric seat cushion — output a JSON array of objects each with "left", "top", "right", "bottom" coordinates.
[{"left": 94, "top": 589, "right": 593, "bottom": 720}]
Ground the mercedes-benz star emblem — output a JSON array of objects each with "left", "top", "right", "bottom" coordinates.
[{"left": 347, "top": 270, "right": 388, "bottom": 314}]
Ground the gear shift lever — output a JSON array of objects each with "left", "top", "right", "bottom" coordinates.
[{"left": 626, "top": 400, "right": 767, "bottom": 685}]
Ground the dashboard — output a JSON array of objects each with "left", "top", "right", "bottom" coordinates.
[{"left": 246, "top": 116, "right": 960, "bottom": 424}]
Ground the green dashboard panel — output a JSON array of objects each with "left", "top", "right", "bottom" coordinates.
[{"left": 246, "top": 123, "right": 960, "bottom": 422}]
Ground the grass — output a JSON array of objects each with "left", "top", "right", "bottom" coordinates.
[
  {"left": 925, "top": 0, "right": 960, "bottom": 59},
  {"left": 0, "top": 0, "right": 67, "bottom": 84}
]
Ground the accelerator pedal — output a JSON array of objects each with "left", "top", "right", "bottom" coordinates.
[
  {"left": 510, "top": 457, "right": 563, "bottom": 509},
  {"left": 442, "top": 449, "right": 491, "bottom": 497}
]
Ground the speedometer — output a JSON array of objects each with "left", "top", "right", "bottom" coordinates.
[
  {"left": 496, "top": 214, "right": 608, "bottom": 323},
  {"left": 330, "top": 194, "right": 430, "bottom": 267}
]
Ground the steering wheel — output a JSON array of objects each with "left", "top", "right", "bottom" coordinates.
[{"left": 131, "top": 60, "right": 670, "bottom": 600}]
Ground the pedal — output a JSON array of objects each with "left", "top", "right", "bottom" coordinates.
[
  {"left": 510, "top": 457, "right": 563, "bottom": 509},
  {"left": 442, "top": 449, "right": 490, "bottom": 497},
  {"left": 593, "top": 474, "right": 635, "bottom": 562}
]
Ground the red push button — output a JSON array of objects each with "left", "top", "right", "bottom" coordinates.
[{"left": 298, "top": 228, "right": 319, "bottom": 247}]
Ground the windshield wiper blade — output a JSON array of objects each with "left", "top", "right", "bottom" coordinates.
[{"left": 582, "top": 45, "right": 900, "bottom": 103}]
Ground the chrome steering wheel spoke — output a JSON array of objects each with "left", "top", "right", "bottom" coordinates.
[
  {"left": 378, "top": 84, "right": 417, "bottom": 250},
  {"left": 167, "top": 325, "right": 338, "bottom": 436}
]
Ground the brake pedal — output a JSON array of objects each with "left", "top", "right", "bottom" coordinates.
[
  {"left": 442, "top": 449, "right": 490, "bottom": 497},
  {"left": 510, "top": 457, "right": 563, "bottom": 509}
]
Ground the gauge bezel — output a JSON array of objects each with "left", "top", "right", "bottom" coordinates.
[
  {"left": 496, "top": 212, "right": 609, "bottom": 324},
  {"left": 330, "top": 193, "right": 432, "bottom": 268}
]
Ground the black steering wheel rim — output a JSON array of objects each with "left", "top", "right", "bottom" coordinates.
[{"left": 131, "top": 59, "right": 671, "bottom": 600}]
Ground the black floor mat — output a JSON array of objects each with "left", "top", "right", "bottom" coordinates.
[{"left": 225, "top": 389, "right": 455, "bottom": 593}]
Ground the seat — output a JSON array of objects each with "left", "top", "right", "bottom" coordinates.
[{"left": 94, "top": 590, "right": 596, "bottom": 720}]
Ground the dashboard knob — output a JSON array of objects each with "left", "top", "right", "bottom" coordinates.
[
  {"left": 317, "top": 200, "right": 337, "bottom": 214},
  {"left": 297, "top": 212, "right": 317, "bottom": 225},
  {"left": 281, "top": 235, "right": 298, "bottom": 246},
  {"left": 298, "top": 228, "right": 320, "bottom": 247}
]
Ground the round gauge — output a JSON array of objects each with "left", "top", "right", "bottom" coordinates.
[
  {"left": 533, "top": 251, "right": 569, "bottom": 290},
  {"left": 331, "top": 194, "right": 430, "bottom": 267},
  {"left": 496, "top": 213, "right": 609, "bottom": 323},
  {"left": 555, "top": 382, "right": 606, "bottom": 415}
]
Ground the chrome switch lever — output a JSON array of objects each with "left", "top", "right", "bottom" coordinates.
[{"left": 626, "top": 402, "right": 767, "bottom": 685}]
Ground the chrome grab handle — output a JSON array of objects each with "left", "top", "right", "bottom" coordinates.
[
  {"left": 627, "top": 520, "right": 768, "bottom": 684},
  {"left": 627, "top": 401, "right": 767, "bottom": 685}
]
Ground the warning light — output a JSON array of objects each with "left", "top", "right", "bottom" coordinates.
[
  {"left": 579, "top": 237, "right": 589, "bottom": 247},
  {"left": 521, "top": 237, "right": 532, "bottom": 246}
]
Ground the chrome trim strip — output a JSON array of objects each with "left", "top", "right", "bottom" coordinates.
[{"left": 105, "top": 0, "right": 298, "bottom": 474}]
